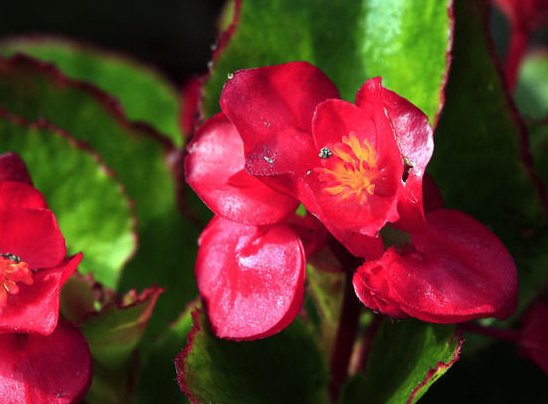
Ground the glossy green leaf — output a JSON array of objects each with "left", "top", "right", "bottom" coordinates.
[
  {"left": 428, "top": 0, "right": 545, "bottom": 239},
  {"left": 81, "top": 287, "right": 163, "bottom": 368},
  {"left": 0, "top": 112, "right": 135, "bottom": 288},
  {"left": 341, "top": 320, "right": 461, "bottom": 404},
  {"left": 203, "top": 0, "right": 452, "bottom": 123},
  {"left": 0, "top": 36, "right": 182, "bottom": 145},
  {"left": 0, "top": 55, "right": 199, "bottom": 334},
  {"left": 176, "top": 310, "right": 328, "bottom": 404},
  {"left": 515, "top": 52, "right": 548, "bottom": 120}
]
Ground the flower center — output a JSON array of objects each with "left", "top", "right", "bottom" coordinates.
[
  {"left": 0, "top": 253, "right": 33, "bottom": 307},
  {"left": 317, "top": 133, "right": 378, "bottom": 203}
]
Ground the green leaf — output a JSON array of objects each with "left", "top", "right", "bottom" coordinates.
[
  {"left": 515, "top": 52, "right": 548, "bottom": 120},
  {"left": 81, "top": 287, "right": 163, "bottom": 368},
  {"left": 137, "top": 303, "right": 196, "bottom": 404},
  {"left": 0, "top": 36, "right": 182, "bottom": 145},
  {"left": 428, "top": 0, "right": 545, "bottom": 239},
  {"left": 0, "top": 111, "right": 135, "bottom": 288},
  {"left": 340, "top": 320, "right": 461, "bottom": 404},
  {"left": 177, "top": 310, "right": 328, "bottom": 404},
  {"left": 0, "top": 55, "right": 199, "bottom": 334},
  {"left": 203, "top": 0, "right": 452, "bottom": 123}
]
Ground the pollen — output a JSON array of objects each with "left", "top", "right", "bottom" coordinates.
[
  {"left": 0, "top": 253, "right": 33, "bottom": 307},
  {"left": 318, "top": 133, "right": 378, "bottom": 203}
]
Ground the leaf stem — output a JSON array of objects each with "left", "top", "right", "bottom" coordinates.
[
  {"left": 351, "top": 313, "right": 382, "bottom": 375},
  {"left": 328, "top": 238, "right": 363, "bottom": 401}
]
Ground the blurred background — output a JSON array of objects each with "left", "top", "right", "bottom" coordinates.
[
  {"left": 1, "top": 1, "right": 547, "bottom": 90},
  {"left": 0, "top": 0, "right": 226, "bottom": 85}
]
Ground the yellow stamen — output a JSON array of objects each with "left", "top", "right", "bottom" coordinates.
[
  {"left": 0, "top": 254, "right": 33, "bottom": 307},
  {"left": 317, "top": 133, "right": 378, "bottom": 203}
]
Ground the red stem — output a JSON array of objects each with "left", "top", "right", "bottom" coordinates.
[
  {"left": 329, "top": 271, "right": 362, "bottom": 400},
  {"left": 354, "top": 314, "right": 382, "bottom": 374},
  {"left": 460, "top": 322, "right": 519, "bottom": 342},
  {"left": 505, "top": 25, "right": 529, "bottom": 92}
]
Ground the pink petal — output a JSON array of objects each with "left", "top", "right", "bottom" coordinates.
[
  {"left": 185, "top": 113, "right": 298, "bottom": 225},
  {"left": 0, "top": 256, "right": 80, "bottom": 335},
  {"left": 196, "top": 216, "right": 306, "bottom": 340},
  {"left": 356, "top": 77, "right": 434, "bottom": 231},
  {"left": 354, "top": 209, "right": 517, "bottom": 323},
  {"left": 0, "top": 208, "right": 66, "bottom": 269},
  {"left": 0, "top": 182, "right": 47, "bottom": 210},
  {"left": 0, "top": 320, "right": 92, "bottom": 403},
  {"left": 220, "top": 61, "right": 339, "bottom": 194},
  {"left": 0, "top": 152, "right": 33, "bottom": 185},
  {"left": 306, "top": 98, "right": 403, "bottom": 237}
]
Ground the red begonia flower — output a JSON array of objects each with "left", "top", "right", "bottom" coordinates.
[
  {"left": 220, "top": 61, "right": 340, "bottom": 196},
  {"left": 0, "top": 319, "right": 92, "bottom": 402},
  {"left": 195, "top": 216, "right": 305, "bottom": 340},
  {"left": 185, "top": 113, "right": 298, "bottom": 225},
  {"left": 353, "top": 209, "right": 518, "bottom": 323},
  {"left": 518, "top": 300, "right": 548, "bottom": 373},
  {"left": 0, "top": 152, "right": 33, "bottom": 185},
  {"left": 220, "top": 63, "right": 431, "bottom": 258},
  {"left": 0, "top": 204, "right": 81, "bottom": 335}
]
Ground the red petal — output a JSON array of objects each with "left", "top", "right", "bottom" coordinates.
[
  {"left": 286, "top": 213, "right": 329, "bottom": 257},
  {"left": 354, "top": 209, "right": 517, "bottom": 323},
  {"left": 0, "top": 182, "right": 47, "bottom": 210},
  {"left": 0, "top": 256, "right": 79, "bottom": 335},
  {"left": 0, "top": 152, "right": 33, "bottom": 185},
  {"left": 306, "top": 99, "right": 402, "bottom": 237},
  {"left": 494, "top": 0, "right": 548, "bottom": 31},
  {"left": 220, "top": 62, "right": 339, "bottom": 194},
  {"left": 0, "top": 320, "right": 92, "bottom": 402},
  {"left": 0, "top": 208, "right": 66, "bottom": 269},
  {"left": 353, "top": 260, "right": 408, "bottom": 318},
  {"left": 356, "top": 77, "right": 434, "bottom": 231},
  {"left": 195, "top": 216, "right": 306, "bottom": 340},
  {"left": 519, "top": 301, "right": 548, "bottom": 373},
  {"left": 185, "top": 113, "right": 298, "bottom": 225}
]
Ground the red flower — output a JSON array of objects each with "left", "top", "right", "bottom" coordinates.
[
  {"left": 353, "top": 209, "right": 518, "bottom": 323},
  {"left": 195, "top": 216, "right": 306, "bottom": 340},
  {"left": 220, "top": 62, "right": 433, "bottom": 258},
  {"left": 0, "top": 319, "right": 92, "bottom": 403},
  {"left": 0, "top": 160, "right": 81, "bottom": 335}
]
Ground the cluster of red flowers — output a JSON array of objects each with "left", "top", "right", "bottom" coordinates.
[
  {"left": 186, "top": 62, "right": 518, "bottom": 340},
  {"left": 0, "top": 152, "right": 91, "bottom": 402}
]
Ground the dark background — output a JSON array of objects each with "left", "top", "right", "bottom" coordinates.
[
  {"left": 0, "top": 0, "right": 226, "bottom": 85},
  {"left": 1, "top": 1, "right": 546, "bottom": 87}
]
